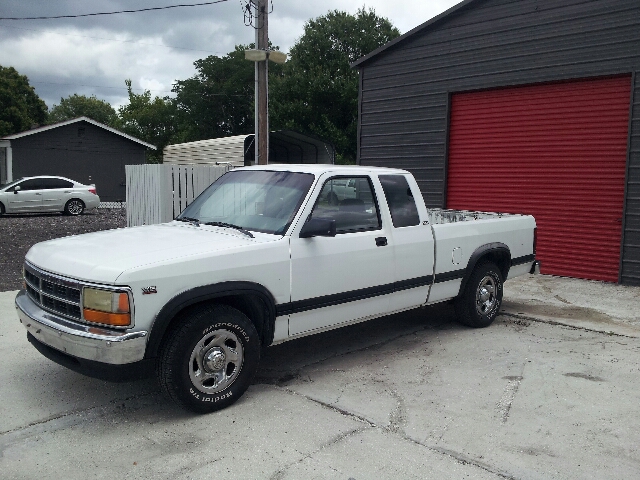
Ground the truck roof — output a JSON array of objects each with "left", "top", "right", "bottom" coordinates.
[{"left": 233, "top": 164, "right": 410, "bottom": 175}]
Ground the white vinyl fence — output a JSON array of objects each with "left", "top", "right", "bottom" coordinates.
[{"left": 125, "top": 164, "right": 231, "bottom": 227}]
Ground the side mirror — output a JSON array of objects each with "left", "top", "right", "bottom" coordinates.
[
  {"left": 13, "top": 186, "right": 21, "bottom": 194},
  {"left": 299, "top": 218, "right": 336, "bottom": 238}
]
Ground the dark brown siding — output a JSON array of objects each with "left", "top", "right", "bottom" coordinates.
[
  {"left": 357, "top": 0, "right": 640, "bottom": 285},
  {"left": 11, "top": 121, "right": 146, "bottom": 201}
]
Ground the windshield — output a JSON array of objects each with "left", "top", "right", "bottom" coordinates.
[
  {"left": 0, "top": 178, "right": 23, "bottom": 190},
  {"left": 177, "top": 170, "right": 315, "bottom": 235}
]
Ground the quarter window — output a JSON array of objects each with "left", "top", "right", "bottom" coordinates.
[
  {"left": 310, "top": 177, "right": 381, "bottom": 234},
  {"left": 379, "top": 175, "right": 420, "bottom": 228}
]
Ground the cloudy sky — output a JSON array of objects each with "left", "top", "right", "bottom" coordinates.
[{"left": 0, "top": 0, "right": 461, "bottom": 110}]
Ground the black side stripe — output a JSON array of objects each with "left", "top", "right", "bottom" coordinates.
[
  {"left": 433, "top": 269, "right": 465, "bottom": 284},
  {"left": 511, "top": 254, "right": 535, "bottom": 266},
  {"left": 276, "top": 274, "right": 433, "bottom": 316}
]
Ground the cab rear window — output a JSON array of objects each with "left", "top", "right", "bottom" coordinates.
[{"left": 379, "top": 175, "right": 420, "bottom": 228}]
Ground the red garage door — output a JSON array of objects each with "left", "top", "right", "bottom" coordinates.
[{"left": 447, "top": 76, "right": 630, "bottom": 282}]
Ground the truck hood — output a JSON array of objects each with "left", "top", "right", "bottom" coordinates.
[{"left": 26, "top": 222, "right": 274, "bottom": 284}]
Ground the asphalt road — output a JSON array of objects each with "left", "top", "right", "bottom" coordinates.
[{"left": 1, "top": 277, "right": 639, "bottom": 480}]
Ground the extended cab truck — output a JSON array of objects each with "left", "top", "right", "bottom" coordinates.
[{"left": 15, "top": 165, "right": 539, "bottom": 413}]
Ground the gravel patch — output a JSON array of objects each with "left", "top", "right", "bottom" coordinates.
[{"left": 0, "top": 208, "right": 126, "bottom": 292}]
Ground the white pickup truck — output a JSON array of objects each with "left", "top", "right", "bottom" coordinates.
[{"left": 15, "top": 165, "right": 538, "bottom": 413}]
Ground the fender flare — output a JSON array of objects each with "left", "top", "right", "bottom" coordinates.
[
  {"left": 144, "top": 281, "right": 277, "bottom": 359},
  {"left": 458, "top": 243, "right": 511, "bottom": 296}
]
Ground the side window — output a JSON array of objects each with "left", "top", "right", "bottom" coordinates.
[
  {"left": 42, "top": 178, "right": 73, "bottom": 189},
  {"left": 16, "top": 179, "right": 44, "bottom": 191},
  {"left": 379, "top": 175, "right": 420, "bottom": 228},
  {"left": 310, "top": 176, "right": 381, "bottom": 234}
]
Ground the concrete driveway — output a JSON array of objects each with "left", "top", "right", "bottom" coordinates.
[{"left": 1, "top": 275, "right": 639, "bottom": 479}]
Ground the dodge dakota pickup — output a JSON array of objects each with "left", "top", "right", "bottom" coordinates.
[{"left": 15, "top": 165, "right": 539, "bottom": 413}]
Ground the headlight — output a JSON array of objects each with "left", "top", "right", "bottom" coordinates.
[{"left": 82, "top": 287, "right": 131, "bottom": 327}]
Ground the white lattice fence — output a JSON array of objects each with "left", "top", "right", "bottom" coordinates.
[{"left": 125, "top": 164, "right": 230, "bottom": 227}]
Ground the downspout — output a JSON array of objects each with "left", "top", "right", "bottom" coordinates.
[{"left": 0, "top": 141, "right": 11, "bottom": 182}]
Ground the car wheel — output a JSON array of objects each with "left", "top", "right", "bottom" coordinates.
[
  {"left": 64, "top": 199, "right": 85, "bottom": 215},
  {"left": 0, "top": 202, "right": 4, "bottom": 215},
  {"left": 455, "top": 261, "right": 503, "bottom": 328},
  {"left": 157, "top": 304, "right": 260, "bottom": 413}
]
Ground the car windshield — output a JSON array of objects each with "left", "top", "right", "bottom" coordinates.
[
  {"left": 177, "top": 170, "right": 315, "bottom": 235},
  {"left": 0, "top": 178, "right": 24, "bottom": 190}
]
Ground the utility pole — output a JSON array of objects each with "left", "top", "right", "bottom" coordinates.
[
  {"left": 255, "top": 0, "right": 268, "bottom": 165},
  {"left": 244, "top": 1, "right": 285, "bottom": 165}
]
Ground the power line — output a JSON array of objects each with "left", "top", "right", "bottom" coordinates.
[
  {"left": 31, "top": 80, "right": 249, "bottom": 97},
  {"left": 0, "top": 24, "right": 222, "bottom": 54},
  {"left": 0, "top": 24, "right": 226, "bottom": 55},
  {"left": 0, "top": 1, "right": 230, "bottom": 21}
]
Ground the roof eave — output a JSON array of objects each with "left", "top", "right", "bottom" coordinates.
[
  {"left": 1, "top": 116, "right": 157, "bottom": 150},
  {"left": 351, "top": 0, "right": 480, "bottom": 69}
]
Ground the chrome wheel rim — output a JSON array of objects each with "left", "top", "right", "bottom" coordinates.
[
  {"left": 189, "top": 328, "right": 244, "bottom": 394},
  {"left": 67, "top": 200, "right": 83, "bottom": 215},
  {"left": 475, "top": 275, "right": 497, "bottom": 316}
]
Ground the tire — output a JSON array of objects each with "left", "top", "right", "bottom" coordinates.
[
  {"left": 64, "top": 199, "right": 85, "bottom": 215},
  {"left": 455, "top": 261, "right": 503, "bottom": 328},
  {"left": 0, "top": 202, "right": 4, "bottom": 215},
  {"left": 157, "top": 304, "right": 260, "bottom": 413}
]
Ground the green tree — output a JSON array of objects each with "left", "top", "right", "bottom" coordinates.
[
  {"left": 0, "top": 65, "right": 48, "bottom": 136},
  {"left": 271, "top": 9, "right": 400, "bottom": 164},
  {"left": 118, "top": 79, "right": 177, "bottom": 163},
  {"left": 173, "top": 44, "right": 282, "bottom": 143},
  {"left": 48, "top": 94, "right": 119, "bottom": 127}
]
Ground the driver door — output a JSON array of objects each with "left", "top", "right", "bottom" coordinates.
[
  {"left": 7, "top": 179, "right": 44, "bottom": 212},
  {"left": 288, "top": 175, "right": 395, "bottom": 336}
]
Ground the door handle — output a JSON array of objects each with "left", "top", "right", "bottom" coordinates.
[{"left": 375, "top": 236, "right": 387, "bottom": 247}]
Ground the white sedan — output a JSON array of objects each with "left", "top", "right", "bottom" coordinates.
[{"left": 0, "top": 176, "right": 100, "bottom": 215}]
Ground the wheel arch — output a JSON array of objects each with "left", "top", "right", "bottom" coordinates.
[
  {"left": 0, "top": 200, "right": 5, "bottom": 214},
  {"left": 145, "top": 281, "right": 277, "bottom": 359},
  {"left": 458, "top": 243, "right": 511, "bottom": 296}
]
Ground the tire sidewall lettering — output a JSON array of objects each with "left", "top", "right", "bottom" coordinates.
[{"left": 202, "top": 322, "right": 250, "bottom": 343}]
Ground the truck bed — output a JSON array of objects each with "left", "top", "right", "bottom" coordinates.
[{"left": 427, "top": 208, "right": 526, "bottom": 225}]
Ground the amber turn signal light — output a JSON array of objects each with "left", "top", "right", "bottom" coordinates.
[{"left": 83, "top": 309, "right": 131, "bottom": 327}]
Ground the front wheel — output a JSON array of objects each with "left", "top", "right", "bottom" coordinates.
[
  {"left": 455, "top": 261, "right": 503, "bottom": 328},
  {"left": 64, "top": 199, "right": 85, "bottom": 215},
  {"left": 157, "top": 304, "right": 260, "bottom": 413}
]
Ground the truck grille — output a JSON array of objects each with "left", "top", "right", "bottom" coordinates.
[{"left": 24, "top": 263, "right": 82, "bottom": 320}]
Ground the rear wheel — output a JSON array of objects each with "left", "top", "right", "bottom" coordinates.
[
  {"left": 157, "top": 304, "right": 260, "bottom": 413},
  {"left": 455, "top": 261, "right": 503, "bottom": 328},
  {"left": 64, "top": 199, "right": 85, "bottom": 215}
]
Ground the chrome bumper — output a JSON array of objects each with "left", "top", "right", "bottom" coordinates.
[{"left": 15, "top": 290, "right": 147, "bottom": 365}]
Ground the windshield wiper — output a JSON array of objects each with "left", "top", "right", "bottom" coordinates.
[
  {"left": 204, "top": 221, "right": 254, "bottom": 238},
  {"left": 177, "top": 216, "right": 200, "bottom": 227}
]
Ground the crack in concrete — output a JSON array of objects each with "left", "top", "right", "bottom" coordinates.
[
  {"left": 273, "top": 384, "right": 517, "bottom": 479},
  {"left": 497, "top": 377, "right": 522, "bottom": 424},
  {"left": 268, "top": 425, "right": 369, "bottom": 480},
  {"left": 500, "top": 312, "right": 635, "bottom": 338},
  {"left": 386, "top": 389, "right": 407, "bottom": 434},
  {"left": 0, "top": 391, "right": 160, "bottom": 457}
]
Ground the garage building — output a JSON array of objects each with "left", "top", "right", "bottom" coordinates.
[
  {"left": 353, "top": 0, "right": 640, "bottom": 285},
  {"left": 0, "top": 117, "right": 155, "bottom": 202}
]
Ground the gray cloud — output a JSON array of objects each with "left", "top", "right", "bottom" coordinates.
[{"left": 0, "top": 0, "right": 460, "bottom": 110}]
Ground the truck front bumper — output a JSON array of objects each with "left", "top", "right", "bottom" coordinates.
[{"left": 15, "top": 289, "right": 148, "bottom": 365}]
